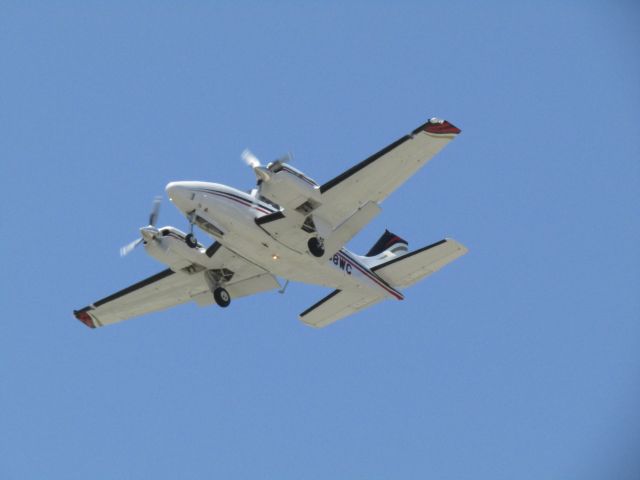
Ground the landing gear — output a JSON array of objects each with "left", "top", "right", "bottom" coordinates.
[
  {"left": 308, "top": 236, "right": 325, "bottom": 257},
  {"left": 184, "top": 210, "right": 198, "bottom": 248},
  {"left": 213, "top": 287, "right": 231, "bottom": 308},
  {"left": 205, "top": 270, "right": 231, "bottom": 308},
  {"left": 185, "top": 233, "right": 198, "bottom": 248}
]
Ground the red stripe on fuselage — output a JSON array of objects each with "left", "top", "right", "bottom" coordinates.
[
  {"left": 336, "top": 251, "right": 403, "bottom": 300},
  {"left": 204, "top": 190, "right": 272, "bottom": 215}
]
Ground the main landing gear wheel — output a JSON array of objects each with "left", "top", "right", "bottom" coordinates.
[
  {"left": 185, "top": 233, "right": 198, "bottom": 248},
  {"left": 308, "top": 237, "right": 325, "bottom": 257},
  {"left": 213, "top": 287, "right": 231, "bottom": 308}
]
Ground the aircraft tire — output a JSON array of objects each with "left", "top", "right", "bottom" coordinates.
[
  {"left": 213, "top": 287, "right": 231, "bottom": 308},
  {"left": 308, "top": 237, "right": 325, "bottom": 257},
  {"left": 185, "top": 233, "right": 198, "bottom": 248}
]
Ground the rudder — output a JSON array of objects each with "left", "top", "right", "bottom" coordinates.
[{"left": 366, "top": 230, "right": 408, "bottom": 257}]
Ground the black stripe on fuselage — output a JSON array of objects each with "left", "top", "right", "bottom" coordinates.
[
  {"left": 193, "top": 188, "right": 277, "bottom": 213},
  {"left": 371, "top": 239, "right": 447, "bottom": 272},
  {"left": 338, "top": 249, "right": 403, "bottom": 299},
  {"left": 319, "top": 134, "right": 412, "bottom": 193},
  {"left": 92, "top": 268, "right": 175, "bottom": 308}
]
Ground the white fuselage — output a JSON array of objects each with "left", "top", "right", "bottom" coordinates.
[{"left": 164, "top": 181, "right": 402, "bottom": 300}]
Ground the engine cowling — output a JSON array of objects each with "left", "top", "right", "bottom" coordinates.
[
  {"left": 144, "top": 227, "right": 214, "bottom": 272},
  {"left": 258, "top": 163, "right": 321, "bottom": 212}
]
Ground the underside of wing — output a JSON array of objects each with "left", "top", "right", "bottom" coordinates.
[
  {"left": 251, "top": 118, "right": 460, "bottom": 257},
  {"left": 74, "top": 243, "right": 280, "bottom": 328},
  {"left": 74, "top": 268, "right": 204, "bottom": 327},
  {"left": 299, "top": 289, "right": 385, "bottom": 328},
  {"left": 315, "top": 118, "right": 461, "bottom": 226}
]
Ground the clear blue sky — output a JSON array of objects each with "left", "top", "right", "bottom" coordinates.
[{"left": 2, "top": 2, "right": 639, "bottom": 478}]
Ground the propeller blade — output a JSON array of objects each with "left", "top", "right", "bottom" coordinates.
[
  {"left": 254, "top": 166, "right": 271, "bottom": 182},
  {"left": 119, "top": 238, "right": 142, "bottom": 257},
  {"left": 149, "top": 196, "right": 162, "bottom": 226},
  {"left": 268, "top": 152, "right": 293, "bottom": 172},
  {"left": 241, "top": 149, "right": 261, "bottom": 169},
  {"left": 275, "top": 152, "right": 293, "bottom": 164}
]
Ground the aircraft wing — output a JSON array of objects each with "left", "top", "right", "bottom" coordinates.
[
  {"left": 315, "top": 118, "right": 461, "bottom": 226},
  {"left": 299, "top": 289, "right": 385, "bottom": 328},
  {"left": 73, "top": 243, "right": 280, "bottom": 328}
]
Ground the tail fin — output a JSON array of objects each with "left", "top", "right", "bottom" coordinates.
[{"left": 366, "top": 230, "right": 408, "bottom": 257}]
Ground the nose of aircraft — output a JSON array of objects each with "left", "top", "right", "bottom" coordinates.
[
  {"left": 165, "top": 181, "right": 193, "bottom": 211},
  {"left": 165, "top": 181, "right": 181, "bottom": 199}
]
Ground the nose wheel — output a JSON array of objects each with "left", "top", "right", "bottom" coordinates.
[
  {"left": 185, "top": 211, "right": 198, "bottom": 248},
  {"left": 308, "top": 236, "right": 325, "bottom": 257},
  {"left": 185, "top": 233, "right": 198, "bottom": 248},
  {"left": 213, "top": 287, "right": 231, "bottom": 308}
]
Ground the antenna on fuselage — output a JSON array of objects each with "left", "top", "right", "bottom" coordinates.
[{"left": 278, "top": 280, "right": 290, "bottom": 294}]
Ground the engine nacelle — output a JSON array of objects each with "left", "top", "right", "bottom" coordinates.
[
  {"left": 144, "top": 226, "right": 215, "bottom": 272},
  {"left": 258, "top": 163, "right": 321, "bottom": 213}
]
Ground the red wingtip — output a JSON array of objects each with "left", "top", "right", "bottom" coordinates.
[
  {"left": 74, "top": 310, "right": 96, "bottom": 329},
  {"left": 424, "top": 118, "right": 461, "bottom": 135}
]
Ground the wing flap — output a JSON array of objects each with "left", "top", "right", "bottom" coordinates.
[
  {"left": 372, "top": 238, "right": 468, "bottom": 288},
  {"left": 299, "top": 289, "right": 385, "bottom": 328},
  {"left": 227, "top": 273, "right": 281, "bottom": 298}
]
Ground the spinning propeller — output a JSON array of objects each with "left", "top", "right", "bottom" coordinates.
[
  {"left": 119, "top": 196, "right": 162, "bottom": 257},
  {"left": 241, "top": 149, "right": 292, "bottom": 182}
]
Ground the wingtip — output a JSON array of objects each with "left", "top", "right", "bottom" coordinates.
[
  {"left": 415, "top": 117, "right": 461, "bottom": 135},
  {"left": 443, "top": 237, "right": 470, "bottom": 256},
  {"left": 74, "top": 309, "right": 96, "bottom": 329}
]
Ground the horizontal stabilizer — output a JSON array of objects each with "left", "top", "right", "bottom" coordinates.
[
  {"left": 299, "top": 289, "right": 385, "bottom": 328},
  {"left": 372, "top": 238, "right": 467, "bottom": 288}
]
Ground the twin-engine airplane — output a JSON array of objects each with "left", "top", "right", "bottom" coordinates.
[{"left": 74, "top": 117, "right": 468, "bottom": 329}]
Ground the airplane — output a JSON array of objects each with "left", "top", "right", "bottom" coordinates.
[{"left": 74, "top": 117, "right": 468, "bottom": 329}]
